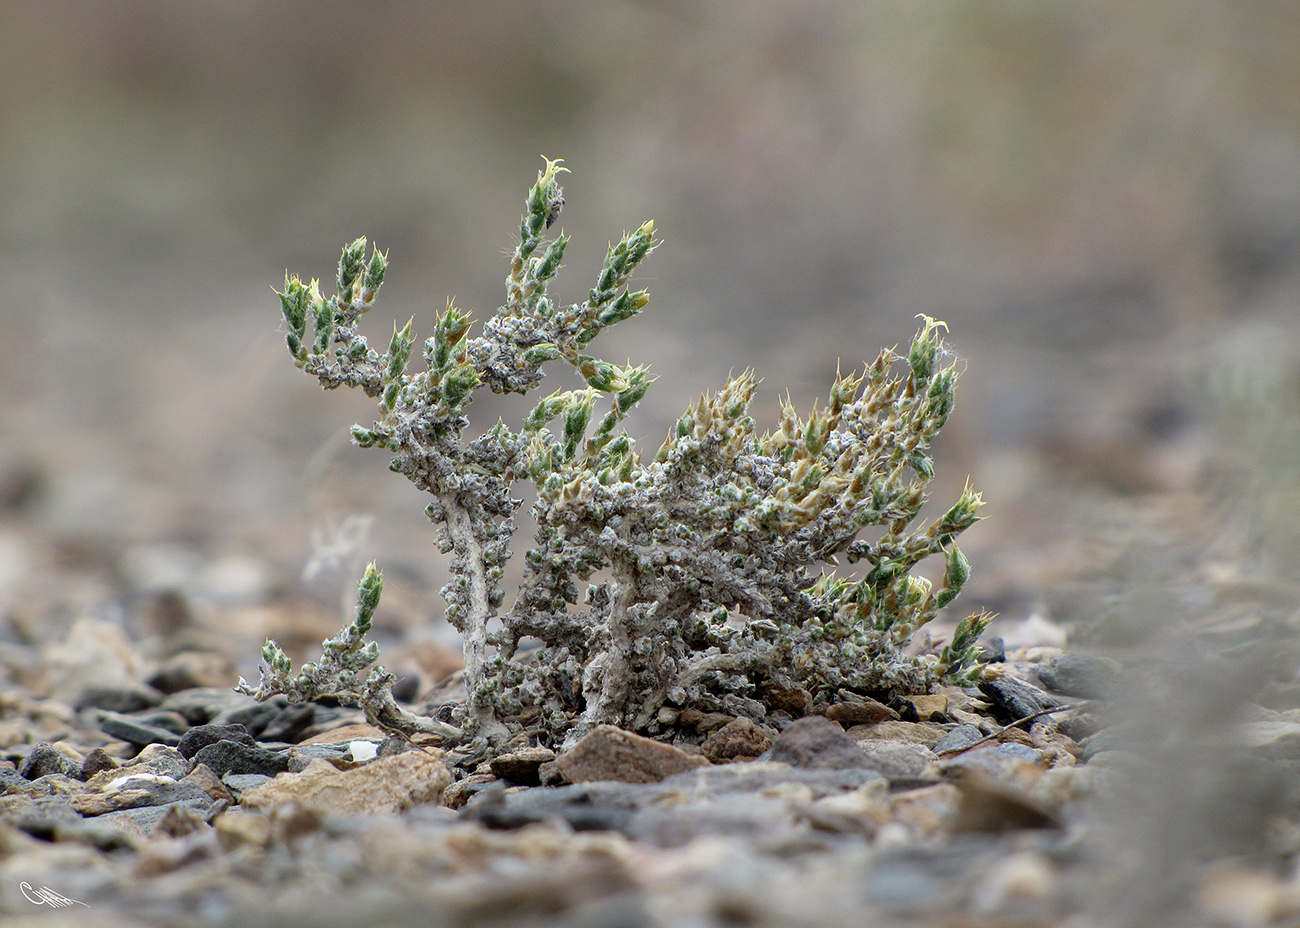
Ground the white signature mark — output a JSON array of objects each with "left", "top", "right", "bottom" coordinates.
[{"left": 20, "top": 882, "right": 90, "bottom": 908}]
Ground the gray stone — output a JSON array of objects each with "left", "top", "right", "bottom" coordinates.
[
  {"left": 286, "top": 743, "right": 354, "bottom": 772},
  {"left": 933, "top": 725, "right": 984, "bottom": 755},
  {"left": 193, "top": 740, "right": 289, "bottom": 778},
  {"left": 255, "top": 702, "right": 315, "bottom": 742},
  {"left": 627, "top": 793, "right": 815, "bottom": 850},
  {"left": 856, "top": 740, "right": 937, "bottom": 781},
  {"left": 768, "top": 716, "right": 871, "bottom": 770},
  {"left": 147, "top": 650, "right": 238, "bottom": 694},
  {"left": 213, "top": 698, "right": 292, "bottom": 737},
  {"left": 659, "top": 762, "right": 883, "bottom": 799},
  {"left": 462, "top": 782, "right": 639, "bottom": 833},
  {"left": 18, "top": 743, "right": 82, "bottom": 781},
  {"left": 0, "top": 766, "right": 30, "bottom": 790},
  {"left": 979, "top": 675, "right": 1061, "bottom": 722},
  {"left": 76, "top": 773, "right": 213, "bottom": 816},
  {"left": 160, "top": 687, "right": 260, "bottom": 726},
  {"left": 48, "top": 817, "right": 144, "bottom": 852},
  {"left": 177, "top": 723, "right": 257, "bottom": 760},
  {"left": 97, "top": 710, "right": 183, "bottom": 747},
  {"left": 222, "top": 773, "right": 274, "bottom": 796},
  {"left": 95, "top": 796, "right": 214, "bottom": 832},
  {"left": 1036, "top": 654, "right": 1120, "bottom": 699},
  {"left": 73, "top": 683, "right": 163, "bottom": 714}
]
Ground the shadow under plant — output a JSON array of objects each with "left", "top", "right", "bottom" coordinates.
[{"left": 237, "top": 159, "right": 989, "bottom": 756}]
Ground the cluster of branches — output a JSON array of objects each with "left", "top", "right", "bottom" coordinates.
[{"left": 238, "top": 159, "right": 989, "bottom": 755}]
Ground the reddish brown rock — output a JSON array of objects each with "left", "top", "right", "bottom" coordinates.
[{"left": 542, "top": 725, "right": 710, "bottom": 784}]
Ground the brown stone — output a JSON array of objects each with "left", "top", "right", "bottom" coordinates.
[
  {"left": 490, "top": 745, "right": 557, "bottom": 785},
  {"left": 951, "top": 769, "right": 1060, "bottom": 833},
  {"left": 995, "top": 726, "right": 1037, "bottom": 748},
  {"left": 214, "top": 809, "right": 272, "bottom": 850},
  {"left": 700, "top": 717, "right": 772, "bottom": 763},
  {"left": 542, "top": 725, "right": 710, "bottom": 784},
  {"left": 768, "top": 716, "right": 871, "bottom": 771},
  {"left": 677, "top": 708, "right": 704, "bottom": 728},
  {"left": 695, "top": 712, "right": 733, "bottom": 733},
  {"left": 240, "top": 748, "right": 450, "bottom": 815},
  {"left": 890, "top": 782, "right": 962, "bottom": 839},
  {"left": 758, "top": 681, "right": 812, "bottom": 716},
  {"left": 441, "top": 772, "right": 497, "bottom": 809},
  {"left": 844, "top": 720, "right": 947, "bottom": 747},
  {"left": 151, "top": 803, "right": 208, "bottom": 838},
  {"left": 907, "top": 694, "right": 949, "bottom": 720},
  {"left": 824, "top": 697, "right": 898, "bottom": 726},
  {"left": 296, "top": 723, "right": 389, "bottom": 746},
  {"left": 182, "top": 763, "right": 233, "bottom": 804},
  {"left": 147, "top": 650, "right": 238, "bottom": 694}
]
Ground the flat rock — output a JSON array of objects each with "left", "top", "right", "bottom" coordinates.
[
  {"left": 222, "top": 773, "right": 273, "bottom": 797},
  {"left": 856, "top": 740, "right": 937, "bottom": 781},
  {"left": 462, "top": 782, "right": 638, "bottom": 832},
  {"left": 768, "top": 716, "right": 871, "bottom": 770},
  {"left": 96, "top": 710, "right": 182, "bottom": 748},
  {"left": 825, "top": 697, "right": 898, "bottom": 726},
  {"left": 73, "top": 683, "right": 163, "bottom": 714},
  {"left": 489, "top": 745, "right": 557, "bottom": 785},
  {"left": 240, "top": 749, "right": 450, "bottom": 815},
  {"left": 1036, "top": 653, "right": 1120, "bottom": 699},
  {"left": 286, "top": 743, "right": 355, "bottom": 772},
  {"left": 627, "top": 792, "right": 812, "bottom": 850},
  {"left": 845, "top": 720, "right": 947, "bottom": 746},
  {"left": 177, "top": 723, "right": 257, "bottom": 760},
  {"left": 94, "top": 744, "right": 191, "bottom": 782},
  {"left": 160, "top": 687, "right": 260, "bottom": 726},
  {"left": 192, "top": 740, "right": 290, "bottom": 778},
  {"left": 659, "top": 762, "right": 884, "bottom": 799},
  {"left": 543, "top": 725, "right": 710, "bottom": 784},
  {"left": 933, "top": 725, "right": 984, "bottom": 755},
  {"left": 297, "top": 723, "right": 389, "bottom": 745},
  {"left": 255, "top": 702, "right": 315, "bottom": 742},
  {"left": 979, "top": 674, "right": 1062, "bottom": 722},
  {"left": 1240, "top": 720, "right": 1300, "bottom": 759},
  {"left": 72, "top": 773, "right": 212, "bottom": 817}
]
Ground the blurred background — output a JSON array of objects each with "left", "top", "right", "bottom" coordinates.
[
  {"left": 3, "top": 0, "right": 1297, "bottom": 616},
  {"left": 1, "top": 1, "right": 1299, "bottom": 918}
]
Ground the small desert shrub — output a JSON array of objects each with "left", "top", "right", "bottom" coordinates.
[{"left": 239, "top": 159, "right": 988, "bottom": 754}]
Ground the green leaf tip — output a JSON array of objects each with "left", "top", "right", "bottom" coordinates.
[{"left": 354, "top": 562, "right": 383, "bottom": 635}]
